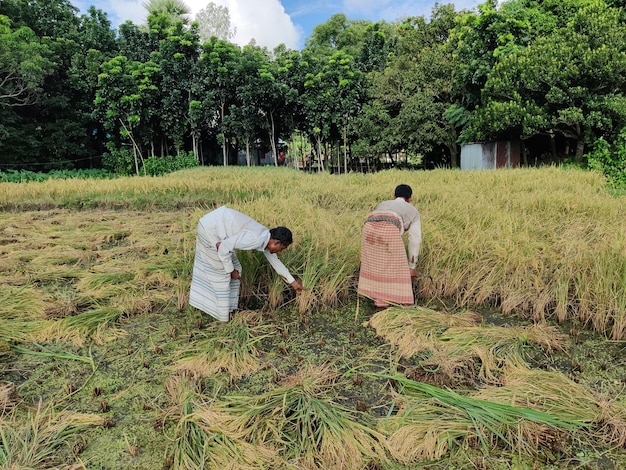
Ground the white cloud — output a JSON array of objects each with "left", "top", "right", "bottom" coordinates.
[
  {"left": 97, "top": 0, "right": 301, "bottom": 50},
  {"left": 207, "top": 0, "right": 300, "bottom": 50}
]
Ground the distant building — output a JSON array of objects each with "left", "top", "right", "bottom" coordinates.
[{"left": 461, "top": 140, "right": 521, "bottom": 170}]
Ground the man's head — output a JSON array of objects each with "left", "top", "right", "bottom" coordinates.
[
  {"left": 394, "top": 184, "right": 413, "bottom": 200},
  {"left": 267, "top": 227, "right": 293, "bottom": 253}
]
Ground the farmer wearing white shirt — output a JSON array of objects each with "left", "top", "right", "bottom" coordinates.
[{"left": 189, "top": 205, "right": 304, "bottom": 321}]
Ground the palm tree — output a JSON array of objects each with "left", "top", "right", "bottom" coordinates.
[{"left": 143, "top": 0, "right": 191, "bottom": 24}]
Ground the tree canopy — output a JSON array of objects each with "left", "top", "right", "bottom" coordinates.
[{"left": 1, "top": 0, "right": 626, "bottom": 176}]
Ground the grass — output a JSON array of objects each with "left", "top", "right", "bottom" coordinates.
[{"left": 1, "top": 166, "right": 626, "bottom": 468}]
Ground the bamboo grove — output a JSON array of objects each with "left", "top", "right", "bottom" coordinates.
[{"left": 2, "top": 0, "right": 626, "bottom": 182}]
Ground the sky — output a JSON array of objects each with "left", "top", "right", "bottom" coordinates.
[{"left": 72, "top": 0, "right": 483, "bottom": 50}]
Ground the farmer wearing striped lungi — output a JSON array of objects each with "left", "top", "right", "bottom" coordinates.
[
  {"left": 189, "top": 206, "right": 304, "bottom": 321},
  {"left": 358, "top": 184, "right": 422, "bottom": 308}
]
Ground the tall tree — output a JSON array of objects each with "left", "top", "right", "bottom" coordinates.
[
  {"left": 143, "top": 0, "right": 190, "bottom": 25},
  {"left": 0, "top": 15, "right": 50, "bottom": 108},
  {"left": 464, "top": 0, "right": 626, "bottom": 162},
  {"left": 95, "top": 56, "right": 161, "bottom": 174},
  {"left": 195, "top": 2, "right": 236, "bottom": 43},
  {"left": 229, "top": 44, "right": 267, "bottom": 165},
  {"left": 0, "top": 0, "right": 118, "bottom": 170},
  {"left": 194, "top": 37, "right": 241, "bottom": 165}
]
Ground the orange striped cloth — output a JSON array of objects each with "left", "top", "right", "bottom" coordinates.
[{"left": 357, "top": 212, "right": 414, "bottom": 305}]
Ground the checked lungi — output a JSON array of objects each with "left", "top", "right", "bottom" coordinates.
[
  {"left": 189, "top": 222, "right": 242, "bottom": 322},
  {"left": 357, "top": 212, "right": 414, "bottom": 305}
]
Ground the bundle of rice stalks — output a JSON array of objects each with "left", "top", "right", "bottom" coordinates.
[
  {"left": 428, "top": 322, "right": 567, "bottom": 384},
  {"left": 378, "top": 373, "right": 586, "bottom": 463},
  {"left": 220, "top": 363, "right": 388, "bottom": 469},
  {"left": 475, "top": 367, "right": 625, "bottom": 450},
  {"left": 380, "top": 399, "right": 474, "bottom": 462},
  {"left": 164, "top": 373, "right": 278, "bottom": 470},
  {"left": 596, "top": 397, "right": 626, "bottom": 448},
  {"left": 365, "top": 306, "right": 482, "bottom": 358},
  {"left": 171, "top": 311, "right": 271, "bottom": 379},
  {"left": 0, "top": 383, "right": 18, "bottom": 415},
  {"left": 34, "top": 306, "right": 125, "bottom": 346},
  {"left": 0, "top": 286, "right": 50, "bottom": 344},
  {"left": 0, "top": 402, "right": 105, "bottom": 469}
]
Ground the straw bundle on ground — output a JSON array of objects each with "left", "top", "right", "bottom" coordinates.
[
  {"left": 218, "top": 364, "right": 388, "bottom": 469},
  {"left": 171, "top": 311, "right": 270, "bottom": 379}
]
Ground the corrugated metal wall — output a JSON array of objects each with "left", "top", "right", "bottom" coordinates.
[{"left": 461, "top": 141, "right": 521, "bottom": 170}]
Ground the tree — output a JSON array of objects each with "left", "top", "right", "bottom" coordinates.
[
  {"left": 368, "top": 6, "right": 461, "bottom": 167},
  {"left": 0, "top": 0, "right": 119, "bottom": 170},
  {"left": 143, "top": 0, "right": 190, "bottom": 25},
  {"left": 0, "top": 15, "right": 50, "bottom": 107},
  {"left": 194, "top": 37, "right": 241, "bottom": 165},
  {"left": 467, "top": 0, "right": 626, "bottom": 162},
  {"left": 195, "top": 2, "right": 236, "bottom": 43},
  {"left": 229, "top": 44, "right": 268, "bottom": 165},
  {"left": 153, "top": 20, "right": 201, "bottom": 157},
  {"left": 301, "top": 50, "right": 365, "bottom": 172},
  {"left": 95, "top": 56, "right": 161, "bottom": 174}
]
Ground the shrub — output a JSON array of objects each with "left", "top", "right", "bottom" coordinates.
[
  {"left": 587, "top": 131, "right": 626, "bottom": 187},
  {"left": 141, "top": 152, "right": 198, "bottom": 176}
]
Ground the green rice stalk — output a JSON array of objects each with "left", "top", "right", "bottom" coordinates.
[
  {"left": 377, "top": 373, "right": 587, "bottom": 455},
  {"left": 12, "top": 344, "right": 95, "bottom": 372}
]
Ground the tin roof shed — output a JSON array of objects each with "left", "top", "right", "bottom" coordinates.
[{"left": 461, "top": 140, "right": 521, "bottom": 170}]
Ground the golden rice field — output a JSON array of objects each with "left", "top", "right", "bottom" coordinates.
[{"left": 1, "top": 166, "right": 626, "bottom": 469}]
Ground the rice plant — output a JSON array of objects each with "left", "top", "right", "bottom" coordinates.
[
  {"left": 431, "top": 323, "right": 567, "bottom": 384},
  {"left": 0, "top": 402, "right": 104, "bottom": 468},
  {"left": 365, "top": 306, "right": 482, "bottom": 358},
  {"left": 378, "top": 373, "right": 587, "bottom": 463},
  {"left": 219, "top": 364, "right": 389, "bottom": 469},
  {"left": 172, "top": 311, "right": 271, "bottom": 379},
  {"left": 34, "top": 306, "right": 124, "bottom": 346},
  {"left": 164, "top": 373, "right": 278, "bottom": 470}
]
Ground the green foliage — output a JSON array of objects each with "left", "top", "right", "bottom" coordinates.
[
  {"left": 0, "top": 168, "right": 113, "bottom": 182},
  {"left": 101, "top": 146, "right": 135, "bottom": 175},
  {"left": 141, "top": 152, "right": 198, "bottom": 176},
  {"left": 587, "top": 131, "right": 626, "bottom": 187}
]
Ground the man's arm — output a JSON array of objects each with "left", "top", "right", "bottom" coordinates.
[
  {"left": 263, "top": 250, "right": 296, "bottom": 284},
  {"left": 407, "top": 214, "right": 422, "bottom": 270}
]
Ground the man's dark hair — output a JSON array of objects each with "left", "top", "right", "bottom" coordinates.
[
  {"left": 394, "top": 184, "right": 413, "bottom": 199},
  {"left": 270, "top": 227, "right": 293, "bottom": 246}
]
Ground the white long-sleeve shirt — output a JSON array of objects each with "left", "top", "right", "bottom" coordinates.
[
  {"left": 370, "top": 198, "right": 422, "bottom": 268},
  {"left": 197, "top": 206, "right": 296, "bottom": 284}
]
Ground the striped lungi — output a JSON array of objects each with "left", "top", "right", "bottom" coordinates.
[
  {"left": 189, "top": 223, "right": 241, "bottom": 322},
  {"left": 357, "top": 212, "right": 414, "bottom": 305}
]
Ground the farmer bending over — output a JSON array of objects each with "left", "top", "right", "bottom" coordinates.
[
  {"left": 189, "top": 206, "right": 304, "bottom": 321},
  {"left": 358, "top": 184, "right": 422, "bottom": 308}
]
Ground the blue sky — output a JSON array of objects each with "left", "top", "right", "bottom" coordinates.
[{"left": 71, "top": 0, "right": 482, "bottom": 50}]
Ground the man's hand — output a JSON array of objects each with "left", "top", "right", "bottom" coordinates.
[
  {"left": 230, "top": 269, "right": 240, "bottom": 280},
  {"left": 290, "top": 280, "right": 304, "bottom": 292}
]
